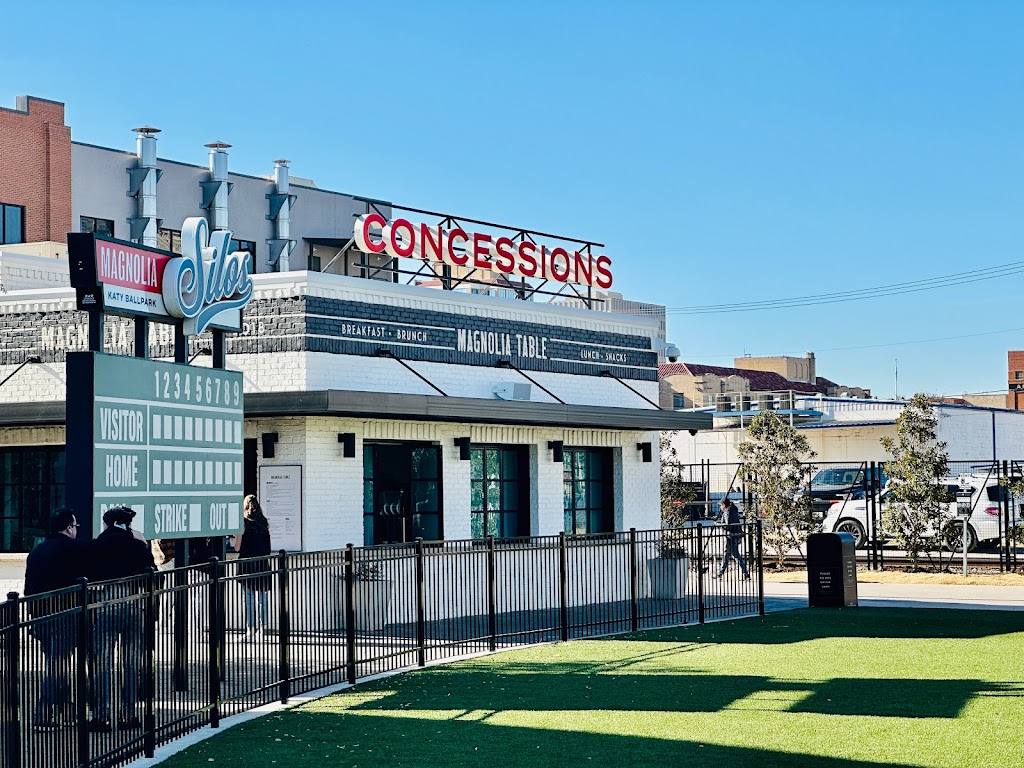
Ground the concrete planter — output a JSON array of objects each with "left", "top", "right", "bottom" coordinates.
[
  {"left": 646, "top": 556, "right": 690, "bottom": 600},
  {"left": 339, "top": 578, "right": 396, "bottom": 633}
]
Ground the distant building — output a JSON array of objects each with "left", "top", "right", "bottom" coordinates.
[
  {"left": 659, "top": 351, "right": 870, "bottom": 410},
  {"left": 1008, "top": 351, "right": 1024, "bottom": 409}
]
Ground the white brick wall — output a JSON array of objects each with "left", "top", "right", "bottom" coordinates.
[{"left": 244, "top": 416, "right": 661, "bottom": 549}]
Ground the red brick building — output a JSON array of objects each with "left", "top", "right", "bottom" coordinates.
[
  {"left": 0, "top": 96, "right": 71, "bottom": 244},
  {"left": 1008, "top": 351, "right": 1024, "bottom": 409}
]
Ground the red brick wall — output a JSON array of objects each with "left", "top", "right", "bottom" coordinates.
[
  {"left": 0, "top": 96, "right": 71, "bottom": 242},
  {"left": 1007, "top": 351, "right": 1024, "bottom": 409}
]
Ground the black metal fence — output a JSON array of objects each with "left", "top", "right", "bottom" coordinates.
[
  {"left": 0, "top": 525, "right": 763, "bottom": 768},
  {"left": 675, "top": 458, "right": 1024, "bottom": 571}
]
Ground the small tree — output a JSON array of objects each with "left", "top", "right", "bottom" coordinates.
[
  {"left": 659, "top": 433, "right": 697, "bottom": 558},
  {"left": 738, "top": 411, "right": 817, "bottom": 569},
  {"left": 660, "top": 432, "right": 697, "bottom": 528},
  {"left": 880, "top": 393, "right": 950, "bottom": 570}
]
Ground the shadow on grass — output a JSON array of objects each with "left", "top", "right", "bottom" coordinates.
[
  {"left": 190, "top": 710, "right": 927, "bottom": 768},
  {"left": 347, "top": 666, "right": 1009, "bottom": 719},
  {"left": 628, "top": 607, "right": 1024, "bottom": 645}
]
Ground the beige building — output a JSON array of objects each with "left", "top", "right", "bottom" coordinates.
[{"left": 661, "top": 352, "right": 871, "bottom": 409}]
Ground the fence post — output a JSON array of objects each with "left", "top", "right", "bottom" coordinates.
[
  {"left": 207, "top": 558, "right": 221, "bottom": 728},
  {"left": 757, "top": 520, "right": 766, "bottom": 616},
  {"left": 866, "top": 462, "right": 876, "bottom": 571},
  {"left": 3, "top": 592, "right": 20, "bottom": 768},
  {"left": 1001, "top": 461, "right": 1010, "bottom": 573},
  {"left": 345, "top": 545, "right": 357, "bottom": 685},
  {"left": 486, "top": 536, "right": 497, "bottom": 652},
  {"left": 76, "top": 579, "right": 90, "bottom": 767},
  {"left": 558, "top": 532, "right": 569, "bottom": 642},
  {"left": 172, "top": 553, "right": 187, "bottom": 691},
  {"left": 278, "top": 550, "right": 290, "bottom": 704},
  {"left": 144, "top": 569, "right": 157, "bottom": 757},
  {"left": 628, "top": 529, "right": 638, "bottom": 633},
  {"left": 415, "top": 539, "right": 426, "bottom": 667},
  {"left": 695, "top": 526, "right": 705, "bottom": 624}
]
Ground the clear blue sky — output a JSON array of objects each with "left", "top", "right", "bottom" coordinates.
[{"left": 3, "top": 1, "right": 1022, "bottom": 398}]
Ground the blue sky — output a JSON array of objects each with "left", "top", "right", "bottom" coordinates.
[{"left": 3, "top": 1, "right": 1022, "bottom": 397}]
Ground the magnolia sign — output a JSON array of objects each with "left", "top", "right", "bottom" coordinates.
[
  {"left": 69, "top": 216, "right": 254, "bottom": 334},
  {"left": 353, "top": 213, "right": 614, "bottom": 289}
]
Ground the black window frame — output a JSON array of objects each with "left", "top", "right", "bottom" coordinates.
[
  {"left": 563, "top": 447, "right": 614, "bottom": 535},
  {"left": 80, "top": 215, "right": 115, "bottom": 238},
  {"left": 470, "top": 445, "right": 531, "bottom": 539},
  {"left": 0, "top": 446, "right": 67, "bottom": 553},
  {"left": 157, "top": 227, "right": 182, "bottom": 254},
  {"left": 230, "top": 238, "right": 256, "bottom": 259},
  {"left": 363, "top": 441, "right": 444, "bottom": 545},
  {"left": 0, "top": 202, "right": 25, "bottom": 245}
]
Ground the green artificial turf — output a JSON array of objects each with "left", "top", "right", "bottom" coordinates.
[{"left": 164, "top": 608, "right": 1024, "bottom": 767}]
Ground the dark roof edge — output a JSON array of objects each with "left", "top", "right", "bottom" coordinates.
[
  {"left": 248, "top": 390, "right": 712, "bottom": 431},
  {"left": 0, "top": 392, "right": 713, "bottom": 432}
]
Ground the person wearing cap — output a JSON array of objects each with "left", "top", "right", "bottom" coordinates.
[{"left": 87, "top": 506, "right": 155, "bottom": 733}]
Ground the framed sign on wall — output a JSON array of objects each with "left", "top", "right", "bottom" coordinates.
[{"left": 258, "top": 464, "right": 303, "bottom": 552}]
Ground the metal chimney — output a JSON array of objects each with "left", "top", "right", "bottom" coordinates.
[
  {"left": 127, "top": 126, "right": 161, "bottom": 246},
  {"left": 201, "top": 141, "right": 232, "bottom": 231},
  {"left": 267, "top": 158, "right": 297, "bottom": 271}
]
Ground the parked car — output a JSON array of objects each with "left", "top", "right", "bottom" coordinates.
[
  {"left": 820, "top": 473, "right": 1019, "bottom": 551},
  {"left": 796, "top": 466, "right": 887, "bottom": 521}
]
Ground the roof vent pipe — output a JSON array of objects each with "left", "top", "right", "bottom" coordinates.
[
  {"left": 201, "top": 141, "right": 232, "bottom": 232},
  {"left": 127, "top": 126, "right": 161, "bottom": 246},
  {"left": 267, "top": 158, "right": 297, "bottom": 272}
]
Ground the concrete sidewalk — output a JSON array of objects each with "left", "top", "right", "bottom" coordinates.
[{"left": 765, "top": 579, "right": 1024, "bottom": 612}]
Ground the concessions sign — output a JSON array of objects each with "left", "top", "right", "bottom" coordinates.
[
  {"left": 353, "top": 213, "right": 614, "bottom": 289},
  {"left": 68, "top": 217, "right": 254, "bottom": 335}
]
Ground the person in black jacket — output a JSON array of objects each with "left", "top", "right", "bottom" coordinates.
[
  {"left": 713, "top": 499, "right": 750, "bottom": 580},
  {"left": 235, "top": 495, "right": 272, "bottom": 637},
  {"left": 87, "top": 506, "right": 155, "bottom": 732},
  {"left": 24, "top": 507, "right": 85, "bottom": 729}
]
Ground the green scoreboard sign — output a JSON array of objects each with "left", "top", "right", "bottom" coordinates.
[{"left": 67, "top": 352, "right": 245, "bottom": 539}]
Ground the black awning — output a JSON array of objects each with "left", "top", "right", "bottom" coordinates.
[
  {"left": 0, "top": 393, "right": 712, "bottom": 432},
  {"left": 245, "top": 390, "right": 713, "bottom": 432}
]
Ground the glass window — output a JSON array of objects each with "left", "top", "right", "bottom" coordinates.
[
  {"left": 1016, "top": 371, "right": 1023, "bottom": 381},
  {"left": 563, "top": 448, "right": 613, "bottom": 535},
  {"left": 0, "top": 446, "right": 66, "bottom": 552},
  {"left": 81, "top": 216, "right": 115, "bottom": 238},
  {"left": 157, "top": 228, "right": 182, "bottom": 254},
  {"left": 363, "top": 443, "right": 444, "bottom": 545},
  {"left": 231, "top": 238, "right": 256, "bottom": 259},
  {"left": 470, "top": 446, "right": 529, "bottom": 538},
  {"left": 672, "top": 394, "right": 686, "bottom": 409},
  {"left": 1, "top": 203, "right": 25, "bottom": 245}
]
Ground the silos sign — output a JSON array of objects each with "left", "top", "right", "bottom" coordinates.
[{"left": 68, "top": 216, "right": 254, "bottom": 334}]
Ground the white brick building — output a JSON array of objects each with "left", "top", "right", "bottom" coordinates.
[{"left": 0, "top": 95, "right": 708, "bottom": 557}]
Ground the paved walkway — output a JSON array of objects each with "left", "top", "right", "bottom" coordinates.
[{"left": 764, "top": 579, "right": 1024, "bottom": 612}]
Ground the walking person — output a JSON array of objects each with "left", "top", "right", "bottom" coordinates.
[
  {"left": 235, "top": 495, "right": 272, "bottom": 637},
  {"left": 713, "top": 498, "right": 750, "bottom": 580},
  {"left": 87, "top": 506, "right": 155, "bottom": 732},
  {"left": 24, "top": 507, "right": 86, "bottom": 730}
]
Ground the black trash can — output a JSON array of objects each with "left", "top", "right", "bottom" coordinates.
[{"left": 807, "top": 532, "right": 858, "bottom": 607}]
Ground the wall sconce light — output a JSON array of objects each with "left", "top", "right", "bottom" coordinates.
[
  {"left": 637, "top": 441, "right": 653, "bottom": 463},
  {"left": 548, "top": 440, "right": 564, "bottom": 463},
  {"left": 454, "top": 436, "right": 472, "bottom": 461},
  {"left": 338, "top": 433, "right": 356, "bottom": 458},
  {"left": 261, "top": 432, "right": 278, "bottom": 459}
]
